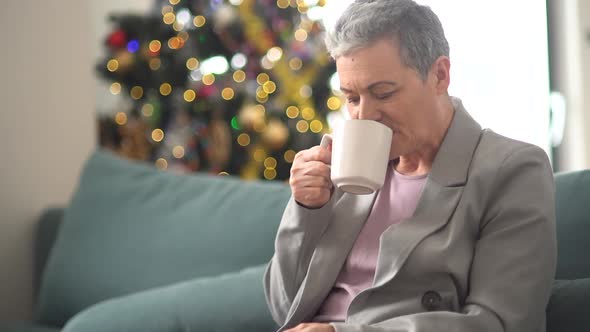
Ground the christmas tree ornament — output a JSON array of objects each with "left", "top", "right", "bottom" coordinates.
[
  {"left": 106, "top": 29, "right": 127, "bottom": 49},
  {"left": 262, "top": 118, "right": 290, "bottom": 150}
]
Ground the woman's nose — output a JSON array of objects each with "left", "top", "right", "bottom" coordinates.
[{"left": 358, "top": 102, "right": 381, "bottom": 121}]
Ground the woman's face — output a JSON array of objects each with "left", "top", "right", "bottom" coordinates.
[{"left": 336, "top": 38, "right": 450, "bottom": 160}]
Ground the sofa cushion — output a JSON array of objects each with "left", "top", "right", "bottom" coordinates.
[
  {"left": 36, "top": 149, "right": 291, "bottom": 326},
  {"left": 62, "top": 264, "right": 278, "bottom": 332},
  {"left": 554, "top": 170, "right": 590, "bottom": 279},
  {"left": 547, "top": 278, "right": 590, "bottom": 332}
]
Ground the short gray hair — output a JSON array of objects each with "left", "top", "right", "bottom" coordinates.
[{"left": 325, "top": 0, "right": 449, "bottom": 80}]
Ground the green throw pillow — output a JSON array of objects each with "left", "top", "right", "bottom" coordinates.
[{"left": 36, "top": 149, "right": 291, "bottom": 326}]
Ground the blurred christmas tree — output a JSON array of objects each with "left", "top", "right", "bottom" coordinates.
[{"left": 96, "top": 0, "right": 340, "bottom": 181}]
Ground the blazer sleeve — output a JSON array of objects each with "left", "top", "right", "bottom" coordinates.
[
  {"left": 263, "top": 194, "right": 337, "bottom": 325},
  {"left": 331, "top": 145, "right": 557, "bottom": 332}
]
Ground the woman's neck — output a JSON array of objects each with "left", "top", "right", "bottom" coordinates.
[{"left": 395, "top": 98, "right": 455, "bottom": 176}]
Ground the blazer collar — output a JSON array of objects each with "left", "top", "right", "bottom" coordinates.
[{"left": 429, "top": 97, "right": 483, "bottom": 187}]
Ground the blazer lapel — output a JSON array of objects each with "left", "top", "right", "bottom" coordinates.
[
  {"left": 283, "top": 191, "right": 376, "bottom": 326},
  {"left": 373, "top": 98, "right": 483, "bottom": 289}
]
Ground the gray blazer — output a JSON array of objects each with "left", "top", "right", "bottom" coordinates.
[{"left": 264, "top": 98, "right": 556, "bottom": 332}]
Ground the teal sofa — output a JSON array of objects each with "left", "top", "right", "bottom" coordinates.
[{"left": 0, "top": 149, "right": 588, "bottom": 331}]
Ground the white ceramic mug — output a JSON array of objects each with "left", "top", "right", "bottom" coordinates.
[{"left": 321, "top": 120, "right": 393, "bottom": 195}]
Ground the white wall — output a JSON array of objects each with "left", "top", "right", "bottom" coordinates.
[
  {"left": 0, "top": 0, "right": 150, "bottom": 321},
  {"left": 550, "top": 0, "right": 590, "bottom": 171}
]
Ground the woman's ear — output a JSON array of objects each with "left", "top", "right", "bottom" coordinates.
[{"left": 433, "top": 56, "right": 451, "bottom": 94}]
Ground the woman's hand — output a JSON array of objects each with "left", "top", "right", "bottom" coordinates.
[
  {"left": 289, "top": 144, "right": 333, "bottom": 209},
  {"left": 285, "top": 322, "right": 336, "bottom": 332}
]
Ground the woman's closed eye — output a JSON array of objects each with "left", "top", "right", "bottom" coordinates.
[
  {"left": 347, "top": 97, "right": 360, "bottom": 105},
  {"left": 374, "top": 91, "right": 395, "bottom": 100}
]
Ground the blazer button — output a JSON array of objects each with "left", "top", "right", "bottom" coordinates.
[{"left": 421, "top": 290, "right": 442, "bottom": 311}]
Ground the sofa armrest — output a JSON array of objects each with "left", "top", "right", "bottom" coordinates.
[{"left": 34, "top": 207, "right": 64, "bottom": 300}]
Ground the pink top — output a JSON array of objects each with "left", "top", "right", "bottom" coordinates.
[{"left": 313, "top": 165, "right": 428, "bottom": 322}]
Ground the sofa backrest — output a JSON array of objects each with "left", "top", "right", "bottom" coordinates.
[
  {"left": 36, "top": 149, "right": 292, "bottom": 326},
  {"left": 554, "top": 169, "right": 590, "bottom": 279}
]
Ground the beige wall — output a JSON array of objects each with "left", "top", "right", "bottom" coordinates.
[{"left": 0, "top": 0, "right": 149, "bottom": 321}]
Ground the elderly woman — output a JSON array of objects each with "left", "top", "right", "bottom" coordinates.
[{"left": 263, "top": 1, "right": 556, "bottom": 332}]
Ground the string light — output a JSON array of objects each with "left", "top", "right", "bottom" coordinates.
[
  {"left": 168, "top": 37, "right": 183, "bottom": 50},
  {"left": 186, "top": 57, "right": 199, "bottom": 70},
  {"left": 149, "top": 58, "right": 161, "bottom": 70},
  {"left": 202, "top": 74, "right": 215, "bottom": 85},
  {"left": 155, "top": 158, "right": 168, "bottom": 170},
  {"left": 178, "top": 31, "right": 189, "bottom": 42},
  {"left": 264, "top": 168, "right": 277, "bottom": 180},
  {"left": 176, "top": 8, "right": 191, "bottom": 25},
  {"left": 257, "top": 73, "right": 270, "bottom": 85},
  {"left": 296, "top": 120, "right": 309, "bottom": 133},
  {"left": 193, "top": 15, "right": 206, "bottom": 27},
  {"left": 264, "top": 157, "right": 277, "bottom": 169},
  {"left": 130, "top": 86, "right": 144, "bottom": 100},
  {"left": 221, "top": 88, "right": 235, "bottom": 100},
  {"left": 115, "top": 112, "right": 127, "bottom": 125},
  {"left": 253, "top": 149, "right": 267, "bottom": 162},
  {"left": 286, "top": 106, "right": 299, "bottom": 119},
  {"left": 277, "top": 0, "right": 289, "bottom": 8},
  {"left": 173, "top": 21, "right": 184, "bottom": 32},
  {"left": 190, "top": 69, "right": 202, "bottom": 81},
  {"left": 300, "top": 85, "right": 312, "bottom": 98},
  {"left": 327, "top": 96, "right": 342, "bottom": 110},
  {"left": 262, "top": 81, "right": 277, "bottom": 94},
  {"left": 162, "top": 5, "right": 173, "bottom": 15},
  {"left": 237, "top": 133, "right": 251, "bottom": 146},
  {"left": 294, "top": 29, "right": 308, "bottom": 41},
  {"left": 152, "top": 129, "right": 165, "bottom": 142},
  {"left": 200, "top": 55, "right": 229, "bottom": 75},
  {"left": 107, "top": 59, "right": 119, "bottom": 72},
  {"left": 310, "top": 120, "right": 323, "bottom": 133},
  {"left": 266, "top": 47, "right": 283, "bottom": 62},
  {"left": 284, "top": 150, "right": 296, "bottom": 163},
  {"left": 149, "top": 40, "right": 162, "bottom": 53},
  {"left": 109, "top": 82, "right": 121, "bottom": 95},
  {"left": 289, "top": 57, "right": 303, "bottom": 70},
  {"left": 127, "top": 40, "right": 140, "bottom": 53},
  {"left": 172, "top": 146, "right": 185, "bottom": 158},
  {"left": 163, "top": 12, "right": 176, "bottom": 25},
  {"left": 261, "top": 56, "right": 274, "bottom": 70},
  {"left": 231, "top": 53, "right": 247, "bottom": 69},
  {"left": 142, "top": 104, "right": 154, "bottom": 117},
  {"left": 256, "top": 87, "right": 268, "bottom": 99},
  {"left": 233, "top": 70, "right": 246, "bottom": 83},
  {"left": 231, "top": 116, "right": 240, "bottom": 130},
  {"left": 301, "top": 107, "right": 315, "bottom": 120},
  {"left": 160, "top": 83, "right": 172, "bottom": 96},
  {"left": 184, "top": 89, "right": 196, "bottom": 102}
]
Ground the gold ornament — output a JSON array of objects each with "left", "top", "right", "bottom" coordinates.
[
  {"left": 262, "top": 119, "right": 289, "bottom": 150},
  {"left": 238, "top": 104, "right": 266, "bottom": 131}
]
